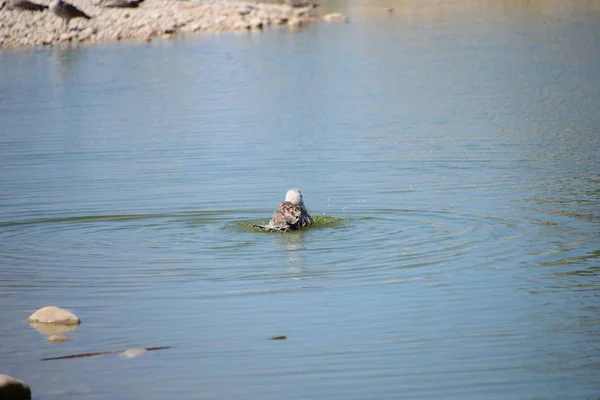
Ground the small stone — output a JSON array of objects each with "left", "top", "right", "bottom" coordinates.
[
  {"left": 287, "top": 18, "right": 301, "bottom": 30},
  {"left": 322, "top": 13, "right": 349, "bottom": 22},
  {"left": 238, "top": 4, "right": 253, "bottom": 16},
  {"left": 78, "top": 27, "right": 94, "bottom": 40},
  {"left": 268, "top": 335, "right": 287, "bottom": 340},
  {"left": 47, "top": 334, "right": 70, "bottom": 343},
  {"left": 27, "top": 306, "right": 80, "bottom": 325},
  {"left": 120, "top": 348, "right": 148, "bottom": 359},
  {"left": 0, "top": 374, "right": 31, "bottom": 400},
  {"left": 249, "top": 18, "right": 263, "bottom": 30},
  {"left": 59, "top": 32, "right": 74, "bottom": 42}
]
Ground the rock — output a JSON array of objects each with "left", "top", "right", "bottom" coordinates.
[
  {"left": 285, "top": 0, "right": 316, "bottom": 7},
  {"left": 120, "top": 348, "right": 148, "bottom": 359},
  {"left": 238, "top": 4, "right": 253, "bottom": 16},
  {"left": 249, "top": 18, "right": 263, "bottom": 30},
  {"left": 78, "top": 27, "right": 94, "bottom": 40},
  {"left": 27, "top": 306, "right": 80, "bottom": 325},
  {"left": 287, "top": 17, "right": 301, "bottom": 30},
  {"left": 322, "top": 13, "right": 349, "bottom": 22},
  {"left": 1, "top": 0, "right": 319, "bottom": 48},
  {"left": 28, "top": 322, "right": 78, "bottom": 335},
  {"left": 162, "top": 24, "right": 176, "bottom": 34},
  {"left": 268, "top": 335, "right": 287, "bottom": 340},
  {"left": 59, "top": 32, "right": 75, "bottom": 41},
  {"left": 47, "top": 334, "right": 70, "bottom": 343},
  {"left": 136, "top": 25, "right": 156, "bottom": 41},
  {"left": 0, "top": 374, "right": 31, "bottom": 400}
]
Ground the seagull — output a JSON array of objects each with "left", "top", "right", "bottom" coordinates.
[
  {"left": 285, "top": 0, "right": 318, "bottom": 8},
  {"left": 237, "top": 4, "right": 254, "bottom": 16},
  {"left": 49, "top": 0, "right": 91, "bottom": 29},
  {"left": 8, "top": 0, "right": 47, "bottom": 11},
  {"left": 102, "top": 0, "right": 144, "bottom": 8},
  {"left": 255, "top": 188, "right": 315, "bottom": 232}
]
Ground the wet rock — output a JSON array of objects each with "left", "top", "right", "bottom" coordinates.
[
  {"left": 268, "top": 335, "right": 287, "bottom": 340},
  {"left": 0, "top": 374, "right": 31, "bottom": 400},
  {"left": 27, "top": 306, "right": 80, "bottom": 325},
  {"left": 29, "top": 322, "right": 78, "bottom": 335},
  {"left": 287, "top": 17, "right": 301, "bottom": 30},
  {"left": 322, "top": 12, "right": 349, "bottom": 22},
  {"left": 47, "top": 334, "right": 71, "bottom": 343},
  {"left": 120, "top": 348, "right": 148, "bottom": 358}
]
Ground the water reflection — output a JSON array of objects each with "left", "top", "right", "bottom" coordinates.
[{"left": 276, "top": 231, "right": 308, "bottom": 265}]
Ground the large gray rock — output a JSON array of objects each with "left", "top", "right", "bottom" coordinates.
[
  {"left": 26, "top": 306, "right": 81, "bottom": 325},
  {"left": 0, "top": 374, "right": 31, "bottom": 400}
]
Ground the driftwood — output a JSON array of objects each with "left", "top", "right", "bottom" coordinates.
[
  {"left": 41, "top": 346, "right": 173, "bottom": 361},
  {"left": 268, "top": 335, "right": 287, "bottom": 340}
]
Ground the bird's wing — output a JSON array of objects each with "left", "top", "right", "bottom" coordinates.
[
  {"left": 65, "top": 2, "right": 91, "bottom": 18},
  {"left": 270, "top": 201, "right": 301, "bottom": 227},
  {"left": 13, "top": 0, "right": 47, "bottom": 10}
]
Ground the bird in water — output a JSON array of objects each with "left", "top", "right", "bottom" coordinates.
[
  {"left": 255, "top": 188, "right": 315, "bottom": 232},
  {"left": 49, "top": 0, "right": 91, "bottom": 29}
]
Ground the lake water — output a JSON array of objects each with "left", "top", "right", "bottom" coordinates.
[{"left": 1, "top": 2, "right": 599, "bottom": 399}]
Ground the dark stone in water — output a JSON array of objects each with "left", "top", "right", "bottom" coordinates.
[
  {"left": 0, "top": 374, "right": 31, "bottom": 400},
  {"left": 268, "top": 335, "right": 287, "bottom": 340}
]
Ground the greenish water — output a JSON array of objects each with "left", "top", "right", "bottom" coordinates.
[
  {"left": 234, "top": 215, "right": 348, "bottom": 232},
  {"left": 1, "top": 2, "right": 599, "bottom": 399}
]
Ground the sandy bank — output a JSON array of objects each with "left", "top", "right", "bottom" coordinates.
[{"left": 0, "top": 0, "right": 318, "bottom": 48}]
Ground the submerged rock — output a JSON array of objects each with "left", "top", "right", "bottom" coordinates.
[
  {"left": 0, "top": 374, "right": 31, "bottom": 400},
  {"left": 268, "top": 335, "right": 287, "bottom": 340},
  {"left": 47, "top": 334, "right": 71, "bottom": 343},
  {"left": 27, "top": 306, "right": 81, "bottom": 325},
  {"left": 120, "top": 348, "right": 148, "bottom": 358},
  {"left": 29, "top": 322, "right": 79, "bottom": 335},
  {"left": 322, "top": 13, "right": 349, "bottom": 23}
]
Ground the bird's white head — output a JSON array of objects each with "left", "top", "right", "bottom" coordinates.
[{"left": 284, "top": 188, "right": 304, "bottom": 205}]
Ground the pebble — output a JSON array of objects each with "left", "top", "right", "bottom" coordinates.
[
  {"left": 322, "top": 12, "right": 349, "bottom": 23},
  {"left": 0, "top": 0, "right": 317, "bottom": 48},
  {"left": 120, "top": 348, "right": 148, "bottom": 358}
]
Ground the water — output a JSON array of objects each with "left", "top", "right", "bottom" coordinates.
[{"left": 1, "top": 2, "right": 599, "bottom": 399}]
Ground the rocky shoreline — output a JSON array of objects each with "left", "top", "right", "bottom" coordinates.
[{"left": 0, "top": 0, "right": 321, "bottom": 48}]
